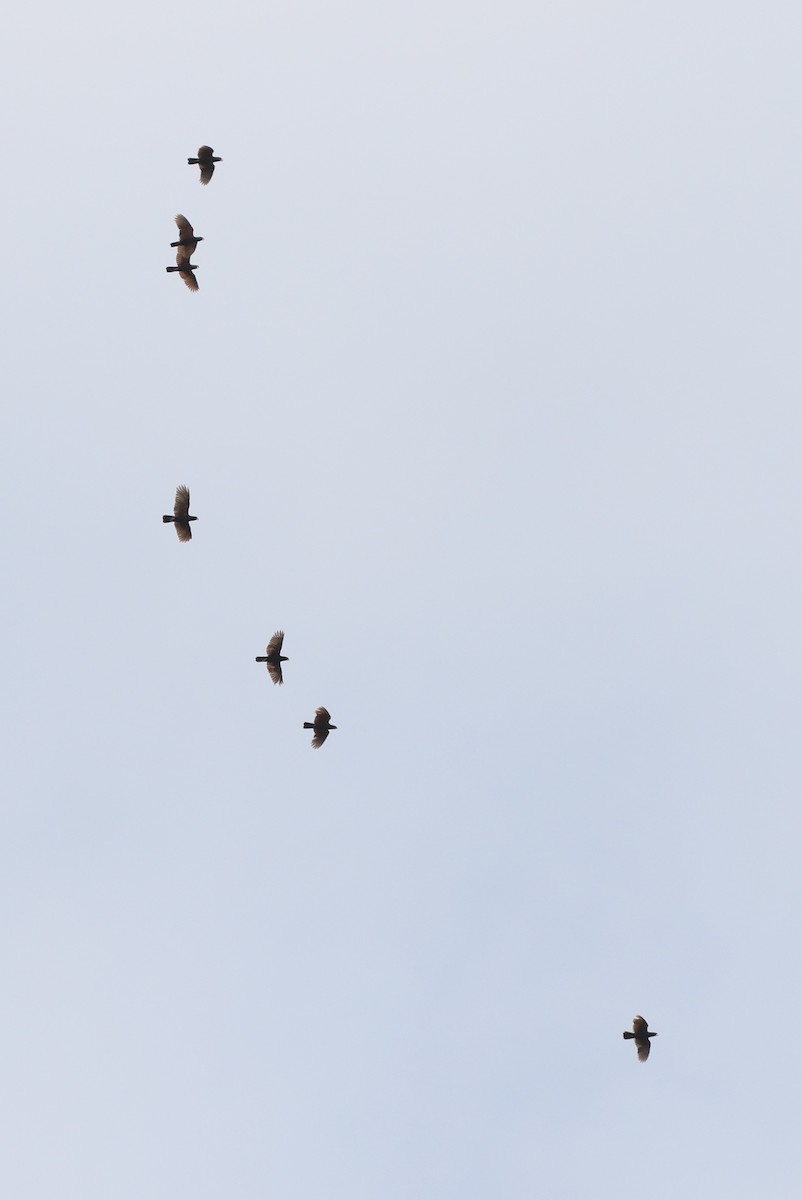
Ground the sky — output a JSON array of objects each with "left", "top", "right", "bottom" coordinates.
[{"left": 2, "top": 0, "right": 802, "bottom": 1196}]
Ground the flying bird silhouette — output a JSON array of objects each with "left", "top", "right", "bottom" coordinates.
[
  {"left": 623, "top": 1015, "right": 657, "bottom": 1062},
  {"left": 166, "top": 246, "right": 199, "bottom": 292},
  {"left": 304, "top": 707, "right": 337, "bottom": 749},
  {"left": 162, "top": 485, "right": 197, "bottom": 542},
  {"left": 188, "top": 145, "right": 222, "bottom": 185},
  {"left": 170, "top": 214, "right": 203, "bottom": 256},
  {"left": 255, "top": 631, "right": 288, "bottom": 686}
]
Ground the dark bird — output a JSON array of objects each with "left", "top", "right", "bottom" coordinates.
[
  {"left": 166, "top": 246, "right": 199, "bottom": 292},
  {"left": 623, "top": 1015, "right": 657, "bottom": 1062},
  {"left": 162, "top": 485, "right": 197, "bottom": 542},
  {"left": 188, "top": 145, "right": 222, "bottom": 185},
  {"left": 170, "top": 214, "right": 203, "bottom": 256},
  {"left": 304, "top": 707, "right": 337, "bottom": 749},
  {"left": 255, "top": 631, "right": 288, "bottom": 686}
]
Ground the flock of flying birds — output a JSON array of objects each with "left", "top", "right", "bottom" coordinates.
[
  {"left": 161, "top": 483, "right": 336, "bottom": 749},
  {"left": 164, "top": 145, "right": 221, "bottom": 292},
  {"left": 163, "top": 145, "right": 653, "bottom": 1045},
  {"left": 162, "top": 152, "right": 337, "bottom": 748}
]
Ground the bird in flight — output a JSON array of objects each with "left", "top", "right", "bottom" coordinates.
[
  {"left": 188, "top": 145, "right": 222, "bottom": 185},
  {"left": 256, "top": 631, "right": 288, "bottom": 686},
  {"left": 163, "top": 485, "right": 197, "bottom": 542},
  {"left": 171, "top": 214, "right": 203, "bottom": 256},
  {"left": 623, "top": 1015, "right": 657, "bottom": 1062},
  {"left": 166, "top": 246, "right": 199, "bottom": 292},
  {"left": 304, "top": 707, "right": 337, "bottom": 748}
]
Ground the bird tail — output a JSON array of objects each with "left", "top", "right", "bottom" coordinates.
[
  {"left": 255, "top": 657, "right": 268, "bottom": 662},
  {"left": 622, "top": 1031, "right": 635, "bottom": 1040},
  {"left": 188, "top": 157, "right": 199, "bottom": 164},
  {"left": 303, "top": 722, "right": 314, "bottom": 729},
  {"left": 163, "top": 515, "right": 175, "bottom": 523},
  {"left": 166, "top": 266, "right": 179, "bottom": 273}
]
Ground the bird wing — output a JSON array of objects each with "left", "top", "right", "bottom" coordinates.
[
  {"left": 315, "top": 707, "right": 332, "bottom": 724},
  {"left": 636, "top": 1039, "right": 651, "bottom": 1062},
  {"left": 266, "top": 631, "right": 285, "bottom": 656},
  {"left": 266, "top": 661, "right": 283, "bottom": 686},
  {"left": 174, "top": 214, "right": 194, "bottom": 239},
  {"left": 199, "top": 163, "right": 215, "bottom": 185},
  {"left": 632, "top": 1016, "right": 649, "bottom": 1038},
  {"left": 311, "top": 728, "right": 330, "bottom": 749},
  {"left": 174, "top": 486, "right": 191, "bottom": 520},
  {"left": 179, "top": 266, "right": 199, "bottom": 292},
  {"left": 198, "top": 146, "right": 214, "bottom": 162},
  {"left": 175, "top": 520, "right": 193, "bottom": 543}
]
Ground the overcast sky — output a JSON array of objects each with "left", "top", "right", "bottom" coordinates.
[{"left": 3, "top": 1, "right": 802, "bottom": 1196}]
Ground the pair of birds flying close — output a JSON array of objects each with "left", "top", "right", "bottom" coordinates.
[
  {"left": 254, "top": 635, "right": 337, "bottom": 748},
  {"left": 166, "top": 215, "right": 203, "bottom": 292},
  {"left": 623, "top": 1015, "right": 657, "bottom": 1062}
]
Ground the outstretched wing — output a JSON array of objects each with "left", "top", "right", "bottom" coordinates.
[
  {"left": 199, "top": 162, "right": 215, "bottom": 185},
  {"left": 632, "top": 1016, "right": 649, "bottom": 1038},
  {"left": 636, "top": 1039, "right": 651, "bottom": 1062},
  {"left": 174, "top": 486, "right": 191, "bottom": 520},
  {"left": 311, "top": 728, "right": 330, "bottom": 749},
  {"left": 315, "top": 707, "right": 331, "bottom": 723},
  {"left": 267, "top": 631, "right": 285, "bottom": 656},
  {"left": 179, "top": 265, "right": 199, "bottom": 292},
  {"left": 174, "top": 214, "right": 194, "bottom": 239},
  {"left": 266, "top": 661, "right": 284, "bottom": 686}
]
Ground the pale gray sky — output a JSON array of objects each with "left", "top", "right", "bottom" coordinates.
[{"left": 3, "top": 1, "right": 802, "bottom": 1196}]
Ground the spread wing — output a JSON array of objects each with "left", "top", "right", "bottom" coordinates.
[
  {"left": 198, "top": 146, "right": 214, "bottom": 162},
  {"left": 199, "top": 162, "right": 215, "bottom": 185},
  {"left": 174, "top": 214, "right": 194, "bottom": 239},
  {"left": 266, "top": 661, "right": 283, "bottom": 686},
  {"left": 315, "top": 707, "right": 332, "bottom": 724},
  {"left": 636, "top": 1039, "right": 651, "bottom": 1062},
  {"left": 311, "top": 728, "right": 330, "bottom": 749},
  {"left": 175, "top": 520, "right": 193, "bottom": 543},
  {"left": 174, "top": 486, "right": 191, "bottom": 521},
  {"left": 266, "top": 631, "right": 285, "bottom": 656},
  {"left": 179, "top": 264, "right": 199, "bottom": 292},
  {"left": 632, "top": 1016, "right": 649, "bottom": 1038}
]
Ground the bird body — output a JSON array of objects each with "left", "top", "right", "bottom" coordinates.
[
  {"left": 304, "top": 707, "right": 337, "bottom": 748},
  {"left": 188, "top": 145, "right": 222, "bottom": 185},
  {"left": 623, "top": 1015, "right": 657, "bottom": 1061},
  {"left": 162, "top": 485, "right": 197, "bottom": 542},
  {"left": 170, "top": 214, "right": 203, "bottom": 256},
  {"left": 166, "top": 246, "right": 199, "bottom": 292},
  {"left": 255, "top": 631, "right": 288, "bottom": 685}
]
